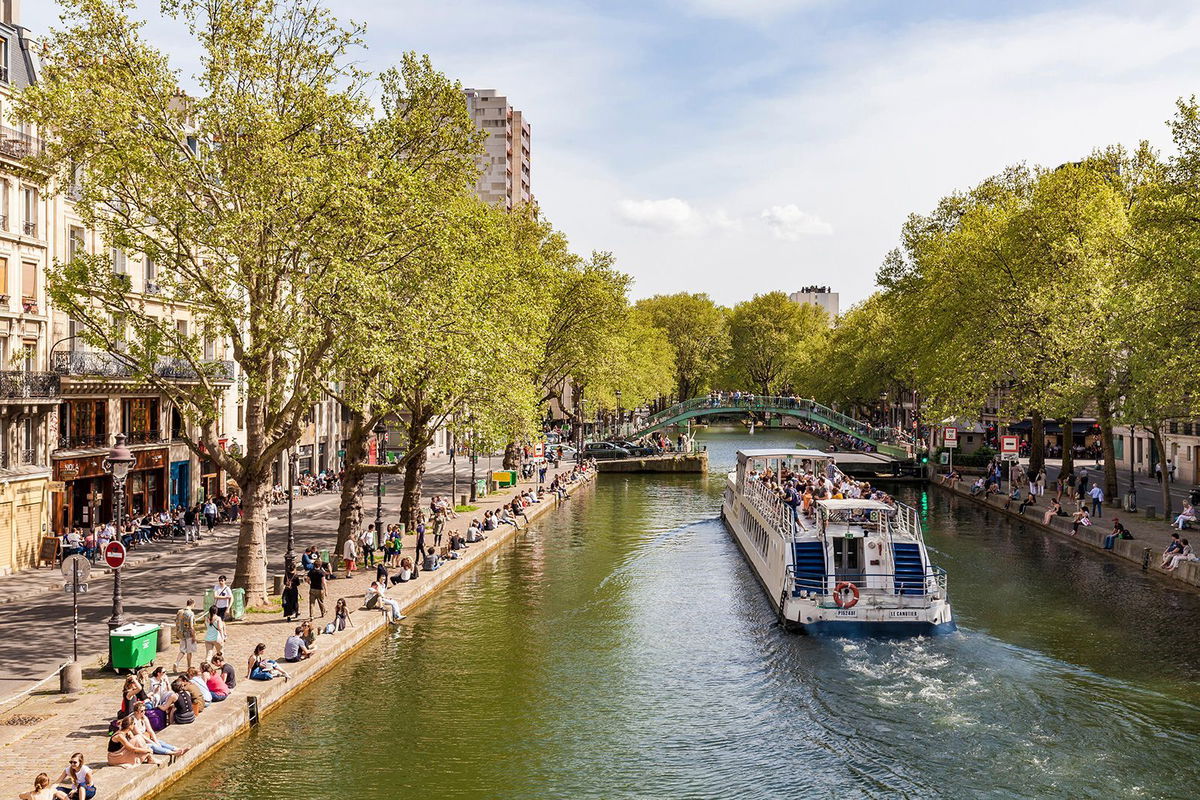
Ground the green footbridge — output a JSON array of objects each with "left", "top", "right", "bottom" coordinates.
[{"left": 630, "top": 395, "right": 912, "bottom": 459}]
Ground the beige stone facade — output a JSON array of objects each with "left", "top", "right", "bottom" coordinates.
[{"left": 463, "top": 88, "right": 532, "bottom": 210}]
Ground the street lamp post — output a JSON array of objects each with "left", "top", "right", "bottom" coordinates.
[
  {"left": 102, "top": 433, "right": 134, "bottom": 633},
  {"left": 615, "top": 390, "right": 623, "bottom": 438},
  {"left": 373, "top": 420, "right": 387, "bottom": 540},
  {"left": 284, "top": 449, "right": 298, "bottom": 575}
]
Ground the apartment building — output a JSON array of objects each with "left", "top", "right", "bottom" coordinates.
[
  {"left": 788, "top": 286, "right": 840, "bottom": 318},
  {"left": 0, "top": 11, "right": 59, "bottom": 573},
  {"left": 463, "top": 88, "right": 531, "bottom": 210}
]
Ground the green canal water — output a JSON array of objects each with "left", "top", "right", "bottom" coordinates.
[{"left": 172, "top": 428, "right": 1200, "bottom": 799}]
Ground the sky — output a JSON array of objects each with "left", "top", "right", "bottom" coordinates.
[{"left": 23, "top": 0, "right": 1200, "bottom": 308}]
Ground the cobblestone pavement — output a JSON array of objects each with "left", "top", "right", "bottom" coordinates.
[{"left": 0, "top": 458, "right": 586, "bottom": 800}]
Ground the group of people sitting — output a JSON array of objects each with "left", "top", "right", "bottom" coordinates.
[
  {"left": 58, "top": 497, "right": 242, "bottom": 561},
  {"left": 748, "top": 460, "right": 896, "bottom": 523}
]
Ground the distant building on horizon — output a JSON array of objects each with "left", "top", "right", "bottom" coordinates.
[
  {"left": 788, "top": 286, "right": 839, "bottom": 318},
  {"left": 462, "top": 88, "right": 531, "bottom": 211}
]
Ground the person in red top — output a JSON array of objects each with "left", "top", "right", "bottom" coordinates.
[{"left": 202, "top": 661, "right": 230, "bottom": 700}]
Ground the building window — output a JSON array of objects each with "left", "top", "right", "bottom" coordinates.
[
  {"left": 68, "top": 226, "right": 85, "bottom": 260},
  {"left": 204, "top": 338, "right": 215, "bottom": 360},
  {"left": 60, "top": 399, "right": 107, "bottom": 449},
  {"left": 0, "top": 177, "right": 8, "bottom": 230},
  {"left": 111, "top": 248, "right": 127, "bottom": 274},
  {"left": 20, "top": 416, "right": 33, "bottom": 464},
  {"left": 0, "top": 256, "right": 7, "bottom": 300},
  {"left": 237, "top": 403, "right": 244, "bottom": 431},
  {"left": 122, "top": 397, "right": 160, "bottom": 444},
  {"left": 175, "top": 319, "right": 188, "bottom": 337},
  {"left": 0, "top": 38, "right": 8, "bottom": 84},
  {"left": 21, "top": 186, "right": 36, "bottom": 237},
  {"left": 21, "top": 260, "right": 36, "bottom": 305},
  {"left": 20, "top": 339, "right": 34, "bottom": 372}
]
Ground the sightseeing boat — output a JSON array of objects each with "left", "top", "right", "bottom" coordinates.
[{"left": 721, "top": 449, "right": 955, "bottom": 636}]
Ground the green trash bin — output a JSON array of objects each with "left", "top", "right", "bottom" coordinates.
[
  {"left": 110, "top": 623, "right": 161, "bottom": 671},
  {"left": 230, "top": 588, "right": 246, "bottom": 620},
  {"left": 203, "top": 588, "right": 215, "bottom": 612}
]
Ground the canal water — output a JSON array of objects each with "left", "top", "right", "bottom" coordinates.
[{"left": 172, "top": 428, "right": 1200, "bottom": 799}]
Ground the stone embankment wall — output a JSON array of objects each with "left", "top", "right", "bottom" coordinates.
[{"left": 595, "top": 452, "right": 708, "bottom": 473}]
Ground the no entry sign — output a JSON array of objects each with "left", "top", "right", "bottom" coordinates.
[
  {"left": 1000, "top": 435, "right": 1019, "bottom": 455},
  {"left": 104, "top": 541, "right": 127, "bottom": 570}
]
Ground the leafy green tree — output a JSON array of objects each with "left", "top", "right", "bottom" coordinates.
[
  {"left": 725, "top": 291, "right": 827, "bottom": 396},
  {"left": 22, "top": 0, "right": 378, "bottom": 605},
  {"left": 634, "top": 292, "right": 729, "bottom": 401}
]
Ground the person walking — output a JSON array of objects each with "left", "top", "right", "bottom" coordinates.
[
  {"left": 308, "top": 559, "right": 329, "bottom": 619},
  {"left": 203, "top": 605, "right": 225, "bottom": 660},
  {"left": 342, "top": 535, "right": 357, "bottom": 578},
  {"left": 202, "top": 498, "right": 218, "bottom": 532},
  {"left": 359, "top": 524, "right": 376, "bottom": 568},
  {"left": 211, "top": 575, "right": 233, "bottom": 620},
  {"left": 172, "top": 599, "right": 197, "bottom": 672},
  {"left": 1089, "top": 483, "right": 1104, "bottom": 518},
  {"left": 281, "top": 570, "right": 301, "bottom": 621}
]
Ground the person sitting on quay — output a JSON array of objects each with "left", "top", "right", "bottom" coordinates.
[
  {"left": 177, "top": 670, "right": 206, "bottom": 715},
  {"left": 146, "top": 666, "right": 178, "bottom": 714},
  {"left": 1164, "top": 538, "right": 1196, "bottom": 571},
  {"left": 247, "top": 642, "right": 290, "bottom": 681},
  {"left": 19, "top": 772, "right": 68, "bottom": 800},
  {"left": 365, "top": 580, "right": 404, "bottom": 623},
  {"left": 53, "top": 753, "right": 96, "bottom": 800},
  {"left": 390, "top": 557, "right": 414, "bottom": 585},
  {"left": 1172, "top": 503, "right": 1197, "bottom": 530},
  {"left": 202, "top": 661, "right": 231, "bottom": 701},
  {"left": 284, "top": 626, "right": 313, "bottom": 663},
  {"left": 1069, "top": 507, "right": 1092, "bottom": 535},
  {"left": 1042, "top": 498, "right": 1064, "bottom": 526},
  {"left": 1017, "top": 492, "right": 1037, "bottom": 515},
  {"left": 324, "top": 597, "right": 354, "bottom": 634},
  {"left": 211, "top": 653, "right": 237, "bottom": 690},
  {"left": 1161, "top": 532, "right": 1184, "bottom": 566},
  {"left": 497, "top": 506, "right": 519, "bottom": 528},
  {"left": 186, "top": 665, "right": 218, "bottom": 705},
  {"left": 168, "top": 678, "right": 196, "bottom": 724},
  {"left": 422, "top": 546, "right": 441, "bottom": 571},
  {"left": 466, "top": 520, "right": 485, "bottom": 543},
  {"left": 449, "top": 531, "right": 468, "bottom": 551},
  {"left": 1104, "top": 518, "right": 1133, "bottom": 550},
  {"left": 107, "top": 716, "right": 160, "bottom": 768},
  {"left": 129, "top": 701, "right": 189, "bottom": 759}
]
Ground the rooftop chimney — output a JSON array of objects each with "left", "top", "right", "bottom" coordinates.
[{"left": 2, "top": 0, "right": 19, "bottom": 27}]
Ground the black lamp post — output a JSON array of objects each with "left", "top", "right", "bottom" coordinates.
[
  {"left": 284, "top": 448, "right": 298, "bottom": 575},
  {"left": 373, "top": 420, "right": 387, "bottom": 537},
  {"left": 615, "top": 390, "right": 623, "bottom": 438},
  {"left": 103, "top": 433, "right": 134, "bottom": 633},
  {"left": 468, "top": 413, "right": 478, "bottom": 503}
]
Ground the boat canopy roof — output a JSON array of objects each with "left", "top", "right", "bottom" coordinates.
[
  {"left": 737, "top": 449, "right": 832, "bottom": 461},
  {"left": 816, "top": 499, "right": 895, "bottom": 511}
]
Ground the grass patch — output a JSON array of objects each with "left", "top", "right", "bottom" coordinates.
[
  {"left": 454, "top": 504, "right": 479, "bottom": 513},
  {"left": 246, "top": 597, "right": 283, "bottom": 613}
]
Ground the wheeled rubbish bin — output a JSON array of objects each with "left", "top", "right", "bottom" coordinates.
[{"left": 109, "top": 622, "right": 162, "bottom": 671}]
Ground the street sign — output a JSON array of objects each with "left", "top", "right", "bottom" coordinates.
[
  {"left": 47, "top": 480, "right": 67, "bottom": 492},
  {"left": 1000, "top": 434, "right": 1019, "bottom": 455},
  {"left": 63, "top": 583, "right": 89, "bottom": 594},
  {"left": 61, "top": 554, "right": 92, "bottom": 582},
  {"left": 104, "top": 541, "right": 127, "bottom": 570},
  {"left": 1001, "top": 452, "right": 1020, "bottom": 462},
  {"left": 943, "top": 427, "right": 958, "bottom": 445}
]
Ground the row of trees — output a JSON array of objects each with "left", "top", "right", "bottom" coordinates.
[
  {"left": 21, "top": 0, "right": 664, "bottom": 606},
  {"left": 807, "top": 101, "right": 1200, "bottom": 516}
]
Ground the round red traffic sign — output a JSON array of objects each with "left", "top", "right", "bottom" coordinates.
[{"left": 104, "top": 541, "right": 127, "bottom": 570}]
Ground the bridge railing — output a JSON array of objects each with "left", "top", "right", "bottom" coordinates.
[{"left": 636, "top": 395, "right": 909, "bottom": 448}]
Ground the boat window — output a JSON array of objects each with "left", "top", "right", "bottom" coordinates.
[{"left": 832, "top": 536, "right": 861, "bottom": 573}]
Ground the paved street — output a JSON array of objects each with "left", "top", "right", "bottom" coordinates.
[
  {"left": 0, "top": 453, "right": 489, "bottom": 699},
  {"left": 1031, "top": 459, "right": 1195, "bottom": 510}
]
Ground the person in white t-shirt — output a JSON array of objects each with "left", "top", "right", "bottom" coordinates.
[{"left": 212, "top": 576, "right": 233, "bottom": 620}]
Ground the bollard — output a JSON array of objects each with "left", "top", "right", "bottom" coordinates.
[
  {"left": 272, "top": 574, "right": 284, "bottom": 595},
  {"left": 1144, "top": 506, "right": 1156, "bottom": 519},
  {"left": 460, "top": 494, "right": 467, "bottom": 508},
  {"left": 1142, "top": 547, "right": 1152, "bottom": 571},
  {"left": 157, "top": 625, "right": 172, "bottom": 653},
  {"left": 60, "top": 661, "right": 83, "bottom": 694}
]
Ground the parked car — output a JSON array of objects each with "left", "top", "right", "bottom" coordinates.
[
  {"left": 611, "top": 439, "right": 660, "bottom": 457},
  {"left": 582, "top": 441, "right": 632, "bottom": 460},
  {"left": 545, "top": 444, "right": 577, "bottom": 461}
]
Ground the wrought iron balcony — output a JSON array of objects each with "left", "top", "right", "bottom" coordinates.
[
  {"left": 0, "top": 371, "right": 61, "bottom": 399},
  {"left": 144, "top": 281, "right": 162, "bottom": 296},
  {"left": 52, "top": 351, "right": 235, "bottom": 381},
  {"left": 18, "top": 448, "right": 36, "bottom": 466},
  {"left": 0, "top": 125, "right": 44, "bottom": 160},
  {"left": 58, "top": 433, "right": 108, "bottom": 450},
  {"left": 125, "top": 430, "right": 164, "bottom": 445},
  {"left": 22, "top": 221, "right": 36, "bottom": 237}
]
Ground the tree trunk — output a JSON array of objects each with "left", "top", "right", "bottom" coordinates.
[
  {"left": 233, "top": 472, "right": 271, "bottom": 609},
  {"left": 1097, "top": 401, "right": 1119, "bottom": 506},
  {"left": 335, "top": 410, "right": 367, "bottom": 555},
  {"left": 400, "top": 441, "right": 428, "bottom": 531},
  {"left": 1029, "top": 410, "right": 1045, "bottom": 477},
  {"left": 503, "top": 441, "right": 521, "bottom": 470},
  {"left": 1151, "top": 424, "right": 1172, "bottom": 518},
  {"left": 1060, "top": 415, "right": 1074, "bottom": 478}
]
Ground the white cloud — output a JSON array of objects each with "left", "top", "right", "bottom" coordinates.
[
  {"left": 616, "top": 198, "right": 743, "bottom": 236},
  {"left": 677, "top": 0, "right": 832, "bottom": 22},
  {"left": 760, "top": 205, "right": 833, "bottom": 239}
]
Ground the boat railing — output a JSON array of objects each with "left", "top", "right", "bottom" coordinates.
[
  {"left": 743, "top": 478, "right": 797, "bottom": 537},
  {"left": 888, "top": 502, "right": 924, "bottom": 542},
  {"left": 786, "top": 566, "right": 948, "bottom": 601}
]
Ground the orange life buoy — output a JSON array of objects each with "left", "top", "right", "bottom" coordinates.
[{"left": 834, "top": 581, "right": 860, "bottom": 608}]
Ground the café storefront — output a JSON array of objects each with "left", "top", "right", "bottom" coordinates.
[{"left": 52, "top": 447, "right": 169, "bottom": 532}]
